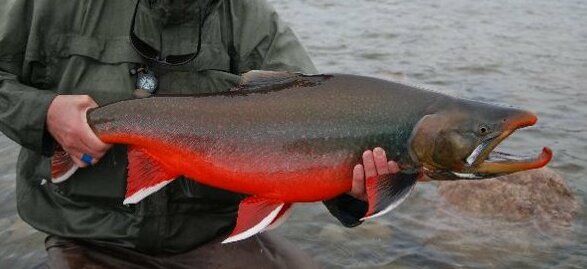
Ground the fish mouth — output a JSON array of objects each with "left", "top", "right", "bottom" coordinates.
[{"left": 454, "top": 112, "right": 552, "bottom": 179}]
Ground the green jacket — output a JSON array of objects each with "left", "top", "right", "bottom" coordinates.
[{"left": 0, "top": 0, "right": 364, "bottom": 254}]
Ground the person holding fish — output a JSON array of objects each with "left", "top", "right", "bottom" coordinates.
[{"left": 0, "top": 0, "right": 401, "bottom": 267}]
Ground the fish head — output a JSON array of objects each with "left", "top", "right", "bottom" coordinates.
[{"left": 409, "top": 100, "right": 552, "bottom": 180}]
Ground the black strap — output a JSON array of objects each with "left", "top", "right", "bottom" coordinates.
[{"left": 224, "top": 0, "right": 239, "bottom": 74}]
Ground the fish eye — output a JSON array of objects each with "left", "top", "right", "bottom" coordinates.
[{"left": 479, "top": 125, "right": 489, "bottom": 135}]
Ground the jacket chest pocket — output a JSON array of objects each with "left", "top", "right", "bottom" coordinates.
[
  {"left": 49, "top": 33, "right": 238, "bottom": 98},
  {"left": 48, "top": 34, "right": 141, "bottom": 105}
]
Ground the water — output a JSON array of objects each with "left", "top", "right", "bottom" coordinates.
[
  {"left": 269, "top": 0, "right": 587, "bottom": 268},
  {"left": 0, "top": 135, "right": 47, "bottom": 268},
  {"left": 1, "top": 0, "right": 586, "bottom": 267}
]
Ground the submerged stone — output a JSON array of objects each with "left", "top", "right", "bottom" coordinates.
[{"left": 437, "top": 167, "right": 579, "bottom": 228}]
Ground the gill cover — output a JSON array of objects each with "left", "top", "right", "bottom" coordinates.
[{"left": 408, "top": 113, "right": 466, "bottom": 170}]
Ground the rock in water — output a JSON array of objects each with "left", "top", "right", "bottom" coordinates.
[{"left": 437, "top": 168, "right": 579, "bottom": 228}]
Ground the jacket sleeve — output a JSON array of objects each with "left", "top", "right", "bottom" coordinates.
[
  {"left": 0, "top": 0, "right": 57, "bottom": 155},
  {"left": 229, "top": 0, "right": 368, "bottom": 227},
  {"left": 228, "top": 0, "right": 318, "bottom": 74}
]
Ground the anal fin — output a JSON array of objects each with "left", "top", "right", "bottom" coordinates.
[
  {"left": 361, "top": 171, "right": 419, "bottom": 220},
  {"left": 124, "top": 146, "right": 178, "bottom": 204},
  {"left": 264, "top": 203, "right": 294, "bottom": 232},
  {"left": 222, "top": 197, "right": 285, "bottom": 244}
]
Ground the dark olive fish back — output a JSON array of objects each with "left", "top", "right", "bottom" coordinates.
[{"left": 88, "top": 74, "right": 450, "bottom": 169}]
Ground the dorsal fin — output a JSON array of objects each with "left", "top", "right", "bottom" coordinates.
[
  {"left": 232, "top": 70, "right": 330, "bottom": 93},
  {"left": 239, "top": 70, "right": 301, "bottom": 85},
  {"left": 133, "top": 88, "right": 153, "bottom": 98}
]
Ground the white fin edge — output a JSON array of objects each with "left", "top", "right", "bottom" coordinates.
[
  {"left": 263, "top": 204, "right": 294, "bottom": 232},
  {"left": 360, "top": 184, "right": 416, "bottom": 221},
  {"left": 51, "top": 165, "right": 79, "bottom": 183},
  {"left": 123, "top": 178, "right": 175, "bottom": 205},
  {"left": 222, "top": 204, "right": 284, "bottom": 244}
]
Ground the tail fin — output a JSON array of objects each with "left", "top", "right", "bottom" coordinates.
[{"left": 51, "top": 148, "right": 78, "bottom": 183}]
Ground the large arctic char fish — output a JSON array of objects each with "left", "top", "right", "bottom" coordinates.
[{"left": 51, "top": 71, "right": 552, "bottom": 243}]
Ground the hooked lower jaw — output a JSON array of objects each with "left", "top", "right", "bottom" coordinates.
[
  {"left": 474, "top": 147, "right": 552, "bottom": 174},
  {"left": 460, "top": 111, "right": 552, "bottom": 177}
]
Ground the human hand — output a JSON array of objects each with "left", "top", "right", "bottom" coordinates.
[
  {"left": 347, "top": 147, "right": 400, "bottom": 201},
  {"left": 47, "top": 95, "right": 111, "bottom": 167}
]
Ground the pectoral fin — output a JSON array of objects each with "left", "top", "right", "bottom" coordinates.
[
  {"left": 361, "top": 171, "right": 419, "bottom": 220},
  {"left": 223, "top": 197, "right": 291, "bottom": 244},
  {"left": 124, "top": 146, "right": 178, "bottom": 204}
]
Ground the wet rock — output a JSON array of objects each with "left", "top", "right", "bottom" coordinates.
[{"left": 437, "top": 168, "right": 579, "bottom": 228}]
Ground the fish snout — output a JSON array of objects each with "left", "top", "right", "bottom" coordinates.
[{"left": 502, "top": 110, "right": 537, "bottom": 130}]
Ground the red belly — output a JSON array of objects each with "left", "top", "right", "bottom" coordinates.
[{"left": 102, "top": 133, "right": 353, "bottom": 202}]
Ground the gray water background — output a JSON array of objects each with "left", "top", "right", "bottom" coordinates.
[{"left": 1, "top": 0, "right": 586, "bottom": 267}]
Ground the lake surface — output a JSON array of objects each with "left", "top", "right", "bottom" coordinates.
[
  {"left": 1, "top": 0, "right": 586, "bottom": 267},
  {"left": 269, "top": 0, "right": 587, "bottom": 268}
]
